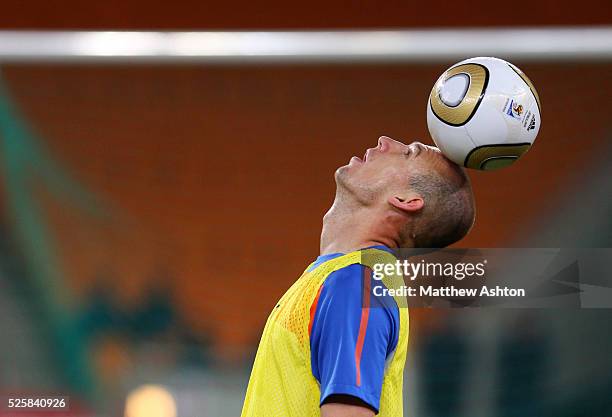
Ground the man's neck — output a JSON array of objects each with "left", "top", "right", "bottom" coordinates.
[{"left": 320, "top": 200, "right": 401, "bottom": 255}]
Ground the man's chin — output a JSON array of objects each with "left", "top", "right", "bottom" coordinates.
[
  {"left": 334, "top": 164, "right": 350, "bottom": 184},
  {"left": 335, "top": 166, "right": 360, "bottom": 199}
]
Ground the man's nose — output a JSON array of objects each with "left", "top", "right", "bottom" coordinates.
[{"left": 378, "top": 135, "right": 405, "bottom": 149}]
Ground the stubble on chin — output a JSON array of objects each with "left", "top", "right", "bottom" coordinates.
[
  {"left": 334, "top": 170, "right": 378, "bottom": 208},
  {"left": 334, "top": 165, "right": 349, "bottom": 186}
]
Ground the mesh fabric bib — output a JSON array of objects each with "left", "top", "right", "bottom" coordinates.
[{"left": 241, "top": 248, "right": 409, "bottom": 417}]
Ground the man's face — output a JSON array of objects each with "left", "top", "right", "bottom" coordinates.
[{"left": 335, "top": 136, "right": 458, "bottom": 205}]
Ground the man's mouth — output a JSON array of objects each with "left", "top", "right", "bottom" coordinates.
[{"left": 354, "top": 139, "right": 387, "bottom": 164}]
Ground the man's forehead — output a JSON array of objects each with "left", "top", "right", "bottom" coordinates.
[
  {"left": 406, "top": 141, "right": 441, "bottom": 153},
  {"left": 422, "top": 144, "right": 441, "bottom": 153},
  {"left": 408, "top": 145, "right": 467, "bottom": 188}
]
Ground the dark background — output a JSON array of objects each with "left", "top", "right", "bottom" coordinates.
[{"left": 1, "top": 0, "right": 611, "bottom": 29}]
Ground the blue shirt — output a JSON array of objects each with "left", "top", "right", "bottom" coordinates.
[{"left": 308, "top": 248, "right": 400, "bottom": 412}]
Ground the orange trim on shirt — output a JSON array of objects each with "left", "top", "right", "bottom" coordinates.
[
  {"left": 309, "top": 283, "right": 325, "bottom": 335},
  {"left": 355, "top": 267, "right": 372, "bottom": 386}
]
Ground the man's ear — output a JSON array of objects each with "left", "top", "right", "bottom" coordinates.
[{"left": 388, "top": 195, "right": 424, "bottom": 213}]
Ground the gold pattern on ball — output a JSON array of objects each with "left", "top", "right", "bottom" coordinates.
[
  {"left": 464, "top": 143, "right": 531, "bottom": 170},
  {"left": 429, "top": 63, "right": 488, "bottom": 126}
]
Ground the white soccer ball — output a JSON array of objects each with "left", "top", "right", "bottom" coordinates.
[{"left": 426, "top": 57, "right": 541, "bottom": 170}]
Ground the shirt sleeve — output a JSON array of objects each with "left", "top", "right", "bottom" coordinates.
[{"left": 309, "top": 263, "right": 400, "bottom": 413}]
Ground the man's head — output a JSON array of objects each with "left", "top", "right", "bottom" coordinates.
[{"left": 335, "top": 136, "right": 475, "bottom": 248}]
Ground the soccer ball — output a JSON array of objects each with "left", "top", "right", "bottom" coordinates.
[{"left": 426, "top": 57, "right": 541, "bottom": 170}]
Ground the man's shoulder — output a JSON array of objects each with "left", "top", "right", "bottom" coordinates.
[{"left": 322, "top": 263, "right": 365, "bottom": 295}]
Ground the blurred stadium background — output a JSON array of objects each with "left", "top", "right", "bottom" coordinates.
[{"left": 0, "top": 2, "right": 611, "bottom": 416}]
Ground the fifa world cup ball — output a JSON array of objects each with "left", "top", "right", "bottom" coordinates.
[{"left": 426, "top": 57, "right": 541, "bottom": 170}]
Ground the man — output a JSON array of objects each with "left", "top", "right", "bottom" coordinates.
[{"left": 241, "top": 136, "right": 475, "bottom": 417}]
